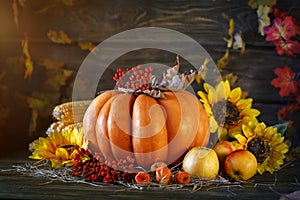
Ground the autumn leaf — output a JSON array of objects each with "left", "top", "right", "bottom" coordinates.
[
  {"left": 38, "top": 58, "right": 65, "bottom": 70},
  {"left": 217, "top": 49, "right": 230, "bottom": 70},
  {"left": 47, "top": 30, "right": 72, "bottom": 44},
  {"left": 271, "top": 66, "right": 298, "bottom": 97},
  {"left": 78, "top": 42, "right": 96, "bottom": 52},
  {"left": 257, "top": 5, "right": 271, "bottom": 36},
  {"left": 44, "top": 69, "right": 73, "bottom": 92},
  {"left": 233, "top": 32, "right": 246, "bottom": 55},
  {"left": 248, "top": 0, "right": 276, "bottom": 9},
  {"left": 21, "top": 33, "right": 34, "bottom": 80},
  {"left": 222, "top": 72, "right": 238, "bottom": 87},
  {"left": 224, "top": 18, "right": 234, "bottom": 48}
]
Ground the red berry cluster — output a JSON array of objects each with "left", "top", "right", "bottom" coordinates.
[
  {"left": 72, "top": 148, "right": 136, "bottom": 184},
  {"left": 113, "top": 65, "right": 153, "bottom": 91}
]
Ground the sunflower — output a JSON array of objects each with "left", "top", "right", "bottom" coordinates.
[
  {"left": 198, "top": 80, "right": 260, "bottom": 141},
  {"left": 29, "top": 127, "right": 88, "bottom": 168},
  {"left": 232, "top": 121, "right": 289, "bottom": 174}
]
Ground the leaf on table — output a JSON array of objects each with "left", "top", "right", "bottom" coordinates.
[
  {"left": 47, "top": 30, "right": 72, "bottom": 44},
  {"left": 257, "top": 5, "right": 271, "bottom": 36},
  {"left": 38, "top": 58, "right": 65, "bottom": 70},
  {"left": 248, "top": 0, "right": 276, "bottom": 9},
  {"left": 21, "top": 32, "right": 34, "bottom": 80},
  {"left": 217, "top": 49, "right": 230, "bottom": 70},
  {"left": 78, "top": 42, "right": 96, "bottom": 52},
  {"left": 233, "top": 31, "right": 246, "bottom": 55}
]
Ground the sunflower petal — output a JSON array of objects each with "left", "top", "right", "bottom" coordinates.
[
  {"left": 229, "top": 87, "right": 241, "bottom": 103},
  {"left": 224, "top": 80, "right": 231, "bottom": 99},
  {"left": 233, "top": 133, "right": 247, "bottom": 145},
  {"left": 210, "top": 117, "right": 219, "bottom": 133},
  {"left": 237, "top": 98, "right": 252, "bottom": 110},
  {"left": 242, "top": 124, "right": 254, "bottom": 138},
  {"left": 216, "top": 81, "right": 226, "bottom": 101},
  {"left": 198, "top": 91, "right": 209, "bottom": 104}
]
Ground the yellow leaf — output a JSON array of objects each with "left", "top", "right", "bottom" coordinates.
[
  {"left": 78, "top": 42, "right": 96, "bottom": 52},
  {"left": 21, "top": 33, "right": 34, "bottom": 80},
  {"left": 217, "top": 49, "right": 230, "bottom": 70},
  {"left": 47, "top": 30, "right": 72, "bottom": 44},
  {"left": 224, "top": 18, "right": 234, "bottom": 48},
  {"left": 228, "top": 18, "right": 234, "bottom": 36}
]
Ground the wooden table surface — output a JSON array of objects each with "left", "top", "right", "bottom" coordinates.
[{"left": 0, "top": 152, "right": 299, "bottom": 200}]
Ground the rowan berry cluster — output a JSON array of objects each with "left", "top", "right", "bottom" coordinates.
[
  {"left": 72, "top": 148, "right": 136, "bottom": 184},
  {"left": 113, "top": 65, "right": 153, "bottom": 91}
]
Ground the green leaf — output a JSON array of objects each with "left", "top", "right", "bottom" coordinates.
[
  {"left": 273, "top": 122, "right": 289, "bottom": 135},
  {"left": 248, "top": 0, "right": 276, "bottom": 9}
]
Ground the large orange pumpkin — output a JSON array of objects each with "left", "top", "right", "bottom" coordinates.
[{"left": 83, "top": 89, "right": 210, "bottom": 170}]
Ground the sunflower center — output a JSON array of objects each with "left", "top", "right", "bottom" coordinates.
[
  {"left": 212, "top": 100, "right": 240, "bottom": 127},
  {"left": 247, "top": 137, "right": 270, "bottom": 163}
]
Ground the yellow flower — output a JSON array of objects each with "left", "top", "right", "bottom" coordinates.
[
  {"left": 29, "top": 127, "right": 88, "bottom": 168},
  {"left": 232, "top": 121, "right": 289, "bottom": 174},
  {"left": 198, "top": 80, "right": 260, "bottom": 140}
]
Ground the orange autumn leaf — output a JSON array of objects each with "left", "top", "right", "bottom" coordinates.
[
  {"left": 47, "top": 30, "right": 72, "bottom": 44},
  {"left": 21, "top": 33, "right": 34, "bottom": 80}
]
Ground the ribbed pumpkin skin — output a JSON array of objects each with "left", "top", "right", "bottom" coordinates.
[{"left": 83, "top": 90, "right": 210, "bottom": 169}]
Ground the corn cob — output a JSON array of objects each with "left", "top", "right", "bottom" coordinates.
[
  {"left": 52, "top": 100, "right": 92, "bottom": 124},
  {"left": 46, "top": 121, "right": 83, "bottom": 135}
]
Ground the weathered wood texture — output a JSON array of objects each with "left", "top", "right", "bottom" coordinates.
[{"left": 0, "top": 155, "right": 300, "bottom": 200}]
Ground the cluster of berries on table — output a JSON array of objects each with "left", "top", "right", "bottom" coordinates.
[
  {"left": 72, "top": 148, "right": 136, "bottom": 184},
  {"left": 113, "top": 65, "right": 153, "bottom": 91}
]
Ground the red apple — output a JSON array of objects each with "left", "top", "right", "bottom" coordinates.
[
  {"left": 224, "top": 150, "right": 257, "bottom": 181},
  {"left": 213, "top": 141, "right": 235, "bottom": 165}
]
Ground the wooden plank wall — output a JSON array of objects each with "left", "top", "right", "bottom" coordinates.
[{"left": 0, "top": 0, "right": 299, "bottom": 156}]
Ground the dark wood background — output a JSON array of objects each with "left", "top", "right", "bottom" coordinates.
[{"left": 0, "top": 0, "right": 299, "bottom": 157}]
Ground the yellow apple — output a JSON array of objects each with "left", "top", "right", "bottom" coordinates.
[
  {"left": 182, "top": 147, "right": 219, "bottom": 179},
  {"left": 213, "top": 141, "right": 235, "bottom": 165},
  {"left": 224, "top": 150, "right": 257, "bottom": 181}
]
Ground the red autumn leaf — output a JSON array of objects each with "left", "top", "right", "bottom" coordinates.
[{"left": 271, "top": 66, "right": 298, "bottom": 97}]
